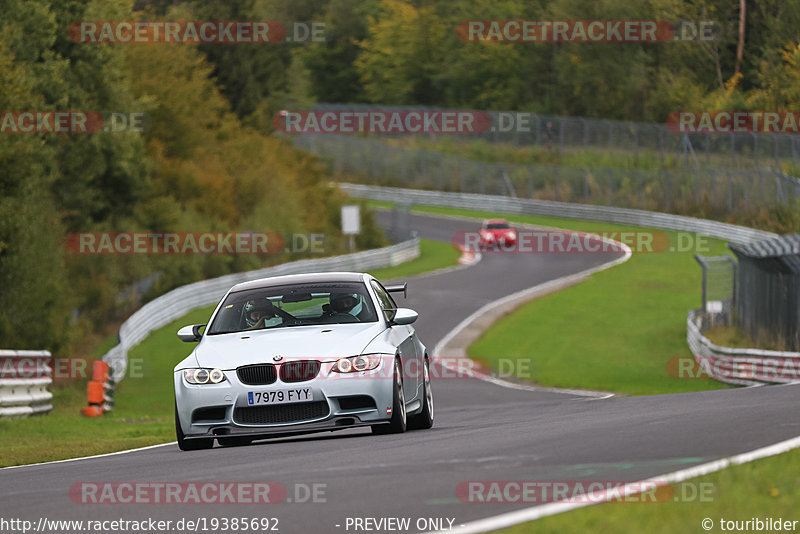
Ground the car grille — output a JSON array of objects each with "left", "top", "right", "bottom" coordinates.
[
  {"left": 280, "top": 361, "right": 321, "bottom": 383},
  {"left": 234, "top": 401, "right": 330, "bottom": 425},
  {"left": 237, "top": 364, "right": 277, "bottom": 385}
]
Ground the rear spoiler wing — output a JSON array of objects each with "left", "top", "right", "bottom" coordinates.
[{"left": 384, "top": 283, "right": 407, "bottom": 299}]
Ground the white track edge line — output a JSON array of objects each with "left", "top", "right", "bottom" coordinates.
[
  {"left": 427, "top": 434, "right": 800, "bottom": 534},
  {"left": 1, "top": 441, "right": 177, "bottom": 471}
]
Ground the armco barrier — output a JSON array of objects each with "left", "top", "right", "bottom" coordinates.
[
  {"left": 687, "top": 310, "right": 800, "bottom": 386},
  {"left": 0, "top": 350, "right": 53, "bottom": 419},
  {"left": 339, "top": 184, "right": 777, "bottom": 245},
  {"left": 98, "top": 239, "right": 420, "bottom": 390}
]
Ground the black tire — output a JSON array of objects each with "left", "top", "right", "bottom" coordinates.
[
  {"left": 175, "top": 403, "right": 214, "bottom": 451},
  {"left": 371, "top": 358, "right": 407, "bottom": 435},
  {"left": 217, "top": 436, "right": 253, "bottom": 447},
  {"left": 408, "top": 357, "right": 434, "bottom": 430}
]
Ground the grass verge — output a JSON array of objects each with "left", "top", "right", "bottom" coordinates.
[
  {"left": 0, "top": 238, "right": 458, "bottom": 467},
  {"left": 495, "top": 447, "right": 800, "bottom": 534},
  {"left": 368, "top": 237, "right": 461, "bottom": 280}
]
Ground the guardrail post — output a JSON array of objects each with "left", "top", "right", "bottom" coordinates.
[{"left": 0, "top": 350, "right": 53, "bottom": 419}]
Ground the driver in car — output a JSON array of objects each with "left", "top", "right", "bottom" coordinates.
[
  {"left": 328, "top": 293, "right": 362, "bottom": 321},
  {"left": 244, "top": 299, "right": 278, "bottom": 330}
]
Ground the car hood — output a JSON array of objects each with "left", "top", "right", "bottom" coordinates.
[{"left": 194, "top": 323, "right": 386, "bottom": 369}]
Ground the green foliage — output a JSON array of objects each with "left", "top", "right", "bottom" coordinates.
[{"left": 0, "top": 0, "right": 355, "bottom": 354}]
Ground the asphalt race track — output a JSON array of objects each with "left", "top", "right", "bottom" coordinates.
[{"left": 3, "top": 211, "right": 800, "bottom": 534}]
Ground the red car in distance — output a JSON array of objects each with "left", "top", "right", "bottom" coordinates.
[{"left": 478, "top": 218, "right": 517, "bottom": 248}]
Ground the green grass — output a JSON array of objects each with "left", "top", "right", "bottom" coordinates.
[
  {"left": 703, "top": 325, "right": 755, "bottom": 349},
  {"left": 0, "top": 238, "right": 458, "bottom": 467},
  {"left": 370, "top": 202, "right": 730, "bottom": 395},
  {"left": 496, "top": 447, "right": 800, "bottom": 534},
  {"left": 367, "top": 237, "right": 461, "bottom": 280},
  {"left": 386, "top": 137, "right": 682, "bottom": 170}
]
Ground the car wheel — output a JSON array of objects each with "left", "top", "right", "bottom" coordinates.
[
  {"left": 371, "top": 357, "right": 406, "bottom": 435},
  {"left": 217, "top": 436, "right": 253, "bottom": 447},
  {"left": 175, "top": 403, "right": 214, "bottom": 451},
  {"left": 408, "top": 357, "right": 434, "bottom": 430}
]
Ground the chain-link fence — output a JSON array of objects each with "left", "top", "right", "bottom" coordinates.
[
  {"left": 694, "top": 254, "right": 736, "bottom": 320},
  {"left": 294, "top": 134, "right": 800, "bottom": 214},
  {"left": 313, "top": 104, "right": 800, "bottom": 171}
]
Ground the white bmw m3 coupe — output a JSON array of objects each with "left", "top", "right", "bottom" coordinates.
[{"left": 174, "top": 272, "right": 433, "bottom": 450}]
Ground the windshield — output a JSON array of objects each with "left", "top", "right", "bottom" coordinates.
[
  {"left": 486, "top": 223, "right": 510, "bottom": 230},
  {"left": 207, "top": 281, "right": 378, "bottom": 334}
]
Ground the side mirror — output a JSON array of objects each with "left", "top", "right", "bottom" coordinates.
[
  {"left": 391, "top": 308, "right": 418, "bottom": 325},
  {"left": 177, "top": 324, "right": 206, "bottom": 342}
]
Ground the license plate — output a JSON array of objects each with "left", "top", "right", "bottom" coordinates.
[{"left": 247, "top": 388, "right": 313, "bottom": 405}]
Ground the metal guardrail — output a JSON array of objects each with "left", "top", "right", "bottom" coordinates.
[
  {"left": 340, "top": 184, "right": 777, "bottom": 245},
  {"left": 0, "top": 350, "right": 53, "bottom": 419},
  {"left": 687, "top": 310, "right": 800, "bottom": 386},
  {"left": 100, "top": 239, "right": 420, "bottom": 384}
]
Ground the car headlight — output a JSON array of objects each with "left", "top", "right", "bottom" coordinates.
[
  {"left": 506, "top": 231, "right": 516, "bottom": 239},
  {"left": 330, "top": 354, "right": 383, "bottom": 373},
  {"left": 183, "top": 368, "right": 227, "bottom": 384}
]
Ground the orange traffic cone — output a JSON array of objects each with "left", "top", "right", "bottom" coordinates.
[{"left": 81, "top": 361, "right": 112, "bottom": 417}]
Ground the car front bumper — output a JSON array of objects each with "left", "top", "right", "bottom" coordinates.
[{"left": 174, "top": 363, "right": 395, "bottom": 440}]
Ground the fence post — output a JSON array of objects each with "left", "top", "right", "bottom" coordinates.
[
  {"left": 583, "top": 168, "right": 589, "bottom": 202},
  {"left": 608, "top": 120, "right": 614, "bottom": 150},
  {"left": 694, "top": 168, "right": 700, "bottom": 205},
  {"left": 553, "top": 165, "right": 560, "bottom": 201},
  {"left": 528, "top": 168, "right": 534, "bottom": 198},
  {"left": 774, "top": 134, "right": 779, "bottom": 168},
  {"left": 727, "top": 170, "right": 733, "bottom": 211},
  {"left": 665, "top": 169, "right": 672, "bottom": 211},
  {"left": 637, "top": 169, "right": 643, "bottom": 207},
  {"left": 711, "top": 168, "right": 717, "bottom": 207},
  {"left": 753, "top": 133, "right": 759, "bottom": 168},
  {"left": 582, "top": 118, "right": 588, "bottom": 147}
]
